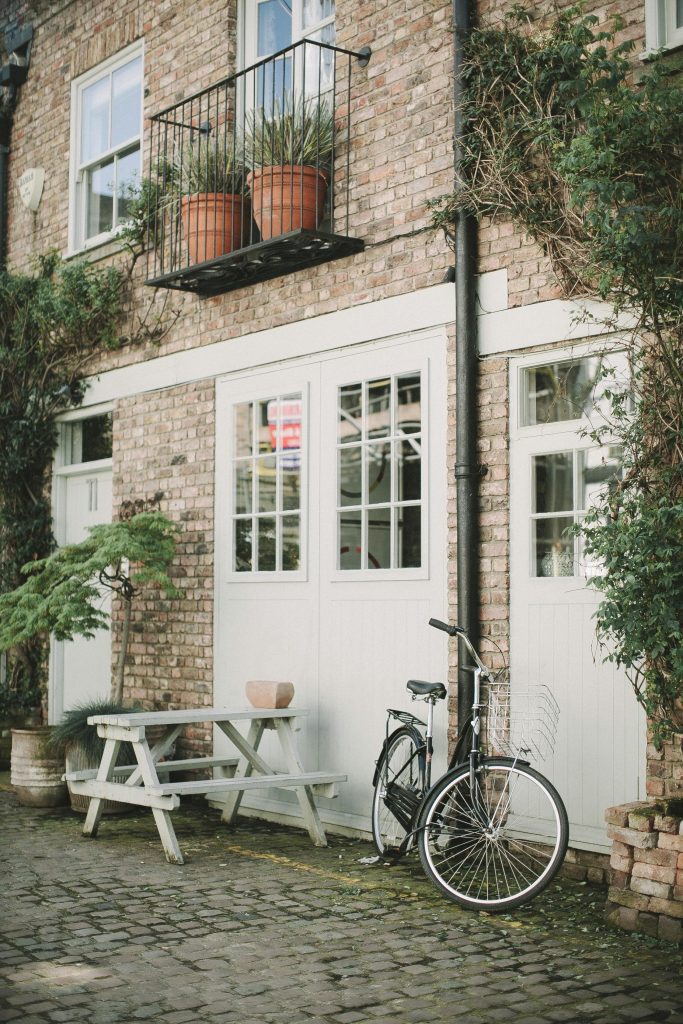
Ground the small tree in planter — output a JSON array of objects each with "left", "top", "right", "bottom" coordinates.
[
  {"left": 245, "top": 97, "right": 334, "bottom": 240},
  {"left": 0, "top": 511, "right": 181, "bottom": 806}
]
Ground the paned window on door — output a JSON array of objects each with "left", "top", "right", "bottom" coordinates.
[{"left": 337, "top": 373, "right": 422, "bottom": 571}]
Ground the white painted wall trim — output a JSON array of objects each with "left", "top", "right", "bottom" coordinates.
[{"left": 76, "top": 273, "right": 623, "bottom": 408}]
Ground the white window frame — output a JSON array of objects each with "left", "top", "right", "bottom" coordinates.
[
  {"left": 238, "top": 0, "right": 335, "bottom": 70},
  {"left": 511, "top": 345, "right": 628, "bottom": 581},
  {"left": 68, "top": 40, "right": 144, "bottom": 255},
  {"left": 644, "top": 0, "right": 683, "bottom": 55}
]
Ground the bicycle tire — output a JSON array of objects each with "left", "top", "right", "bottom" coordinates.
[
  {"left": 371, "top": 726, "right": 425, "bottom": 855},
  {"left": 417, "top": 757, "right": 568, "bottom": 910}
]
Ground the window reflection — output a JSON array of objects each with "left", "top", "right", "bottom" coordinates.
[
  {"left": 336, "top": 372, "right": 422, "bottom": 570},
  {"left": 232, "top": 393, "right": 303, "bottom": 572}
]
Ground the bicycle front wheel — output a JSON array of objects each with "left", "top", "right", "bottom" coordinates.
[
  {"left": 418, "top": 758, "right": 568, "bottom": 910},
  {"left": 372, "top": 726, "right": 424, "bottom": 855}
]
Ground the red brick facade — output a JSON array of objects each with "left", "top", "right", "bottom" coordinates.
[{"left": 2, "top": 0, "right": 680, "bottom": 935}]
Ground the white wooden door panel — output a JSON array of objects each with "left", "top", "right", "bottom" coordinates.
[
  {"left": 510, "top": 351, "right": 644, "bottom": 853},
  {"left": 51, "top": 465, "right": 113, "bottom": 720},
  {"left": 214, "top": 332, "right": 448, "bottom": 835}
]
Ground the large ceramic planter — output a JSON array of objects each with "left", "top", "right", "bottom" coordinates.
[
  {"left": 247, "top": 165, "right": 329, "bottom": 241},
  {"left": 0, "top": 709, "right": 41, "bottom": 770},
  {"left": 10, "top": 727, "right": 68, "bottom": 808},
  {"left": 180, "top": 192, "right": 248, "bottom": 264}
]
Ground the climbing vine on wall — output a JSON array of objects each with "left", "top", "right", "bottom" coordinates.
[
  {"left": 430, "top": 8, "right": 682, "bottom": 741},
  {"left": 0, "top": 253, "right": 127, "bottom": 711}
]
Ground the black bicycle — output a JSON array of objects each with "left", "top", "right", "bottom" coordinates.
[{"left": 371, "top": 618, "right": 569, "bottom": 911}]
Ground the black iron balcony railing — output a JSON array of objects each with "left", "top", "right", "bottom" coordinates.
[{"left": 144, "top": 39, "right": 370, "bottom": 297}]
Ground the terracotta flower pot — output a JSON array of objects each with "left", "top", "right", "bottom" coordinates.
[
  {"left": 247, "top": 165, "right": 329, "bottom": 241},
  {"left": 180, "top": 192, "right": 248, "bottom": 264}
]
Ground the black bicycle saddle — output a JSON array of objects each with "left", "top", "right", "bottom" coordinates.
[{"left": 406, "top": 679, "right": 447, "bottom": 700}]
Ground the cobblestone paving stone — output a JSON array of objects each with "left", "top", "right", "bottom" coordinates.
[{"left": 1, "top": 787, "right": 682, "bottom": 1024}]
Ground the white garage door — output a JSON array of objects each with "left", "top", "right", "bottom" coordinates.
[{"left": 214, "top": 332, "right": 448, "bottom": 834}]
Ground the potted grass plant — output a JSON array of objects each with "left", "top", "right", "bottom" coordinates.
[
  {"left": 0, "top": 511, "right": 180, "bottom": 808},
  {"left": 172, "top": 130, "right": 249, "bottom": 264},
  {"left": 245, "top": 97, "right": 334, "bottom": 240}
]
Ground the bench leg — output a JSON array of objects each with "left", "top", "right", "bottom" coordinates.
[
  {"left": 83, "top": 737, "right": 121, "bottom": 838},
  {"left": 152, "top": 808, "right": 184, "bottom": 864},
  {"left": 275, "top": 719, "right": 328, "bottom": 847},
  {"left": 217, "top": 719, "right": 267, "bottom": 825}
]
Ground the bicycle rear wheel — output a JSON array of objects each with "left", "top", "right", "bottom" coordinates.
[
  {"left": 418, "top": 758, "right": 568, "bottom": 910},
  {"left": 372, "top": 727, "right": 424, "bottom": 855}
]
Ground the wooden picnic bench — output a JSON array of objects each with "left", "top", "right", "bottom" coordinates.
[{"left": 64, "top": 707, "right": 346, "bottom": 864}]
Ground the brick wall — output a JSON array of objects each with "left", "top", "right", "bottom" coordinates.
[
  {"left": 605, "top": 799, "right": 683, "bottom": 943},
  {"left": 111, "top": 381, "right": 216, "bottom": 753}
]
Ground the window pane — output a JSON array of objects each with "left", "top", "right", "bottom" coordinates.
[
  {"left": 115, "top": 146, "right": 141, "bottom": 223},
  {"left": 278, "top": 394, "right": 302, "bottom": 453},
  {"left": 533, "top": 452, "right": 573, "bottom": 514},
  {"left": 257, "top": 399, "right": 272, "bottom": 452},
  {"left": 281, "top": 515, "right": 300, "bottom": 570},
  {"left": 397, "top": 505, "right": 421, "bottom": 568},
  {"left": 234, "top": 462, "right": 253, "bottom": 514},
  {"left": 65, "top": 414, "right": 113, "bottom": 465},
  {"left": 523, "top": 359, "right": 602, "bottom": 425},
  {"left": 258, "top": 0, "right": 292, "bottom": 56},
  {"left": 234, "top": 403, "right": 253, "bottom": 457},
  {"left": 366, "top": 379, "right": 391, "bottom": 438},
  {"left": 366, "top": 508, "right": 391, "bottom": 570},
  {"left": 257, "top": 455, "right": 277, "bottom": 512},
  {"left": 111, "top": 56, "right": 141, "bottom": 148},
  {"left": 397, "top": 439, "right": 420, "bottom": 502},
  {"left": 366, "top": 442, "right": 391, "bottom": 505},
  {"left": 396, "top": 374, "right": 420, "bottom": 434},
  {"left": 303, "top": 0, "right": 334, "bottom": 28},
  {"left": 339, "top": 511, "right": 361, "bottom": 569},
  {"left": 81, "top": 75, "right": 109, "bottom": 163},
  {"left": 281, "top": 457, "right": 300, "bottom": 511},
  {"left": 256, "top": 517, "right": 276, "bottom": 570},
  {"left": 86, "top": 160, "right": 114, "bottom": 237},
  {"left": 579, "top": 447, "right": 622, "bottom": 512},
  {"left": 338, "top": 446, "right": 361, "bottom": 507},
  {"left": 81, "top": 415, "right": 112, "bottom": 462},
  {"left": 338, "top": 383, "right": 362, "bottom": 443},
  {"left": 534, "top": 517, "right": 574, "bottom": 577},
  {"left": 235, "top": 519, "right": 253, "bottom": 571}
]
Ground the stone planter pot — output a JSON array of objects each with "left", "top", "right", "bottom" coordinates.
[
  {"left": 245, "top": 680, "right": 295, "bottom": 709},
  {"left": 0, "top": 709, "right": 41, "bottom": 770},
  {"left": 10, "top": 727, "right": 68, "bottom": 808}
]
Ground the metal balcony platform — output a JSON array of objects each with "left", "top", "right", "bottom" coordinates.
[{"left": 145, "top": 228, "right": 364, "bottom": 297}]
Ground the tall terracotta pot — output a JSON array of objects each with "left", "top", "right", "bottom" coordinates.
[
  {"left": 180, "top": 192, "right": 248, "bottom": 264},
  {"left": 247, "top": 165, "right": 329, "bottom": 241},
  {"left": 10, "top": 727, "right": 68, "bottom": 808}
]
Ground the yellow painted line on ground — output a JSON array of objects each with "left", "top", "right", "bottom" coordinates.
[{"left": 220, "top": 843, "right": 422, "bottom": 900}]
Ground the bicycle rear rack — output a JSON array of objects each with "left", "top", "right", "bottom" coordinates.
[{"left": 387, "top": 708, "right": 426, "bottom": 729}]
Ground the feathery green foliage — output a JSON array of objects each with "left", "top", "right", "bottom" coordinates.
[{"left": 245, "top": 97, "right": 334, "bottom": 168}]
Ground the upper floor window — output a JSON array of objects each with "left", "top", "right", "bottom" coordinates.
[
  {"left": 645, "top": 0, "right": 683, "bottom": 53},
  {"left": 69, "top": 42, "right": 143, "bottom": 252},
  {"left": 241, "top": 1, "right": 335, "bottom": 104}
]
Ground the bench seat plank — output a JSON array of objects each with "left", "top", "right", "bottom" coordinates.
[{"left": 151, "top": 771, "right": 347, "bottom": 796}]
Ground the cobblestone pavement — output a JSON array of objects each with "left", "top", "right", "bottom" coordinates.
[{"left": 1, "top": 786, "right": 682, "bottom": 1024}]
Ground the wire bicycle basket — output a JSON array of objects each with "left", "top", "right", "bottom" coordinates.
[{"left": 485, "top": 670, "right": 560, "bottom": 762}]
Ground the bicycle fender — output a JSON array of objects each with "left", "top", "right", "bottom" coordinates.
[
  {"left": 414, "top": 755, "right": 532, "bottom": 830},
  {"left": 372, "top": 726, "right": 424, "bottom": 787}
]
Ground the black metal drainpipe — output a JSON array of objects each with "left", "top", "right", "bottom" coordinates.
[
  {"left": 0, "top": 25, "right": 33, "bottom": 270},
  {"left": 452, "top": 0, "right": 483, "bottom": 731}
]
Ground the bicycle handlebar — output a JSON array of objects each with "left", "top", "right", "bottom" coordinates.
[
  {"left": 428, "top": 618, "right": 464, "bottom": 637},
  {"left": 428, "top": 618, "right": 490, "bottom": 675}
]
